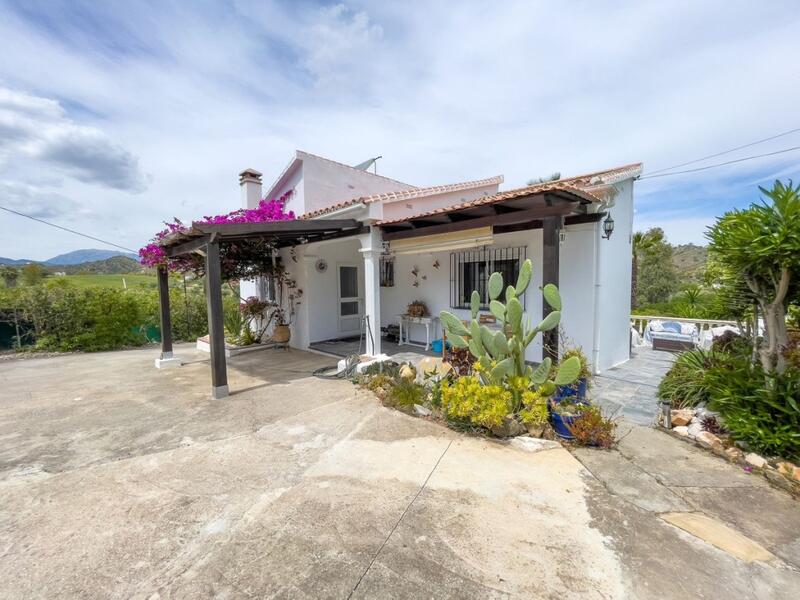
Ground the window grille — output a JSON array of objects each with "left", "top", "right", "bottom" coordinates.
[
  {"left": 380, "top": 256, "right": 395, "bottom": 287},
  {"left": 450, "top": 246, "right": 526, "bottom": 309}
]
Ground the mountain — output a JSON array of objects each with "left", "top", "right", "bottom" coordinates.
[
  {"left": 44, "top": 249, "right": 138, "bottom": 265},
  {"left": 0, "top": 257, "right": 34, "bottom": 265},
  {"left": 672, "top": 244, "right": 708, "bottom": 283},
  {"left": 56, "top": 256, "right": 143, "bottom": 274}
]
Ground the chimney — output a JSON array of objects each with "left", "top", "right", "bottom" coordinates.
[{"left": 239, "top": 168, "right": 263, "bottom": 209}]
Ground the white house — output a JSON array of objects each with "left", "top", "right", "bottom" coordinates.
[{"left": 238, "top": 151, "right": 642, "bottom": 374}]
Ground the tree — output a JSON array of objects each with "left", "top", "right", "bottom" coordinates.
[
  {"left": 706, "top": 180, "right": 800, "bottom": 374},
  {"left": 0, "top": 266, "right": 18, "bottom": 288},
  {"left": 20, "top": 263, "right": 46, "bottom": 286},
  {"left": 632, "top": 228, "right": 678, "bottom": 307}
]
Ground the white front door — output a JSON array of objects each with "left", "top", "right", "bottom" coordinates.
[{"left": 337, "top": 264, "right": 363, "bottom": 333}]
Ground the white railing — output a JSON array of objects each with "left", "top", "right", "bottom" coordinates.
[{"left": 630, "top": 315, "right": 738, "bottom": 336}]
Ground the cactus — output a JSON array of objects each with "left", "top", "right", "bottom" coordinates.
[{"left": 440, "top": 258, "right": 580, "bottom": 391}]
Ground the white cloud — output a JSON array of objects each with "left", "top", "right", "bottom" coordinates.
[
  {"left": 0, "top": 0, "right": 798, "bottom": 259},
  {"left": 0, "top": 87, "right": 147, "bottom": 192}
]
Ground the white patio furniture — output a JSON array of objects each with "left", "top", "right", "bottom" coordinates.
[{"left": 397, "top": 315, "right": 439, "bottom": 351}]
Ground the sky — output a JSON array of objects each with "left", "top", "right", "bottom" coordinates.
[{"left": 0, "top": 0, "right": 799, "bottom": 260}]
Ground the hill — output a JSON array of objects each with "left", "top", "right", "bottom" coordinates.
[
  {"left": 0, "top": 257, "right": 33, "bottom": 265},
  {"left": 44, "top": 249, "right": 138, "bottom": 265},
  {"left": 672, "top": 244, "right": 708, "bottom": 283},
  {"left": 55, "top": 256, "right": 143, "bottom": 275}
]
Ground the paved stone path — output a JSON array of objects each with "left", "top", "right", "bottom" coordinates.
[{"left": 591, "top": 346, "right": 675, "bottom": 424}]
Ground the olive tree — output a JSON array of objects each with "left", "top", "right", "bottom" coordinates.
[{"left": 706, "top": 180, "right": 800, "bottom": 374}]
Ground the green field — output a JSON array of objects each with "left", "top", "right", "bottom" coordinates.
[{"left": 56, "top": 273, "right": 158, "bottom": 289}]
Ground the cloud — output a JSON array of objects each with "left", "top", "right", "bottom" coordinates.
[
  {"left": 0, "top": 0, "right": 798, "bottom": 260},
  {"left": 0, "top": 87, "right": 147, "bottom": 192},
  {"left": 0, "top": 180, "right": 82, "bottom": 219}
]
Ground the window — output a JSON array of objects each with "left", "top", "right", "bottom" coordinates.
[{"left": 450, "top": 247, "right": 527, "bottom": 309}]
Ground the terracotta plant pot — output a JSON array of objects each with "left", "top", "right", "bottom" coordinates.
[{"left": 273, "top": 324, "right": 291, "bottom": 343}]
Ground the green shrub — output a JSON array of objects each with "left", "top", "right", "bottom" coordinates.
[
  {"left": 386, "top": 377, "right": 425, "bottom": 409},
  {"left": 657, "top": 349, "right": 716, "bottom": 408},
  {"left": 706, "top": 360, "right": 800, "bottom": 462},
  {"left": 441, "top": 375, "right": 511, "bottom": 428},
  {"left": 566, "top": 405, "right": 617, "bottom": 448}
]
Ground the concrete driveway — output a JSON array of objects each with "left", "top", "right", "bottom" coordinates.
[{"left": 0, "top": 345, "right": 797, "bottom": 599}]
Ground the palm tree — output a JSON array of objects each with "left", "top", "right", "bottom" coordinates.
[{"left": 631, "top": 229, "right": 664, "bottom": 308}]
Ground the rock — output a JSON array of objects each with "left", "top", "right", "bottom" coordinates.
[
  {"left": 777, "top": 461, "right": 800, "bottom": 482},
  {"left": 725, "top": 447, "right": 744, "bottom": 462},
  {"left": 687, "top": 423, "right": 703, "bottom": 439},
  {"left": 510, "top": 436, "right": 561, "bottom": 453},
  {"left": 413, "top": 404, "right": 431, "bottom": 417},
  {"left": 526, "top": 422, "right": 546, "bottom": 438},
  {"left": 735, "top": 440, "right": 751, "bottom": 451},
  {"left": 416, "top": 357, "right": 452, "bottom": 381},
  {"left": 399, "top": 364, "right": 416, "bottom": 380},
  {"left": 672, "top": 425, "right": 689, "bottom": 437},
  {"left": 490, "top": 415, "right": 527, "bottom": 438},
  {"left": 696, "top": 431, "right": 722, "bottom": 449},
  {"left": 745, "top": 453, "right": 768, "bottom": 469},
  {"left": 671, "top": 409, "right": 693, "bottom": 427}
]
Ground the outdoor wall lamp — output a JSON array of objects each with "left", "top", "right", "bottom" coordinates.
[{"left": 602, "top": 213, "right": 615, "bottom": 239}]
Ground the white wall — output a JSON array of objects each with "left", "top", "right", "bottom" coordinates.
[
  {"left": 595, "top": 179, "right": 634, "bottom": 371},
  {"left": 558, "top": 223, "right": 598, "bottom": 363},
  {"left": 300, "top": 154, "right": 413, "bottom": 215}
]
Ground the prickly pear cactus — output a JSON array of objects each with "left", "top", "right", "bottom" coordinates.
[{"left": 439, "top": 258, "right": 580, "bottom": 390}]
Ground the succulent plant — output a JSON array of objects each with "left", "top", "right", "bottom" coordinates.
[{"left": 439, "top": 258, "right": 580, "bottom": 393}]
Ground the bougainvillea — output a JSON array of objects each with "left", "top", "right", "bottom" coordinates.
[{"left": 139, "top": 191, "right": 295, "bottom": 273}]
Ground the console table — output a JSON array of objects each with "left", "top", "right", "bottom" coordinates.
[{"left": 397, "top": 315, "right": 439, "bottom": 351}]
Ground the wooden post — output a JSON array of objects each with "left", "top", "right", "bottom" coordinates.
[
  {"left": 157, "top": 266, "right": 173, "bottom": 358},
  {"left": 542, "top": 216, "right": 560, "bottom": 362},
  {"left": 205, "top": 240, "right": 228, "bottom": 399}
]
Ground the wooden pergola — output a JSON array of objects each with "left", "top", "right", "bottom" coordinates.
[
  {"left": 377, "top": 183, "right": 605, "bottom": 361},
  {"left": 156, "top": 182, "right": 604, "bottom": 399},
  {"left": 156, "top": 219, "right": 366, "bottom": 399}
]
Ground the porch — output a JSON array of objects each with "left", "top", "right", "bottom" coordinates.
[{"left": 155, "top": 179, "right": 615, "bottom": 399}]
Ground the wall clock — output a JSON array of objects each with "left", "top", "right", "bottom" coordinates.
[{"left": 315, "top": 258, "right": 328, "bottom": 273}]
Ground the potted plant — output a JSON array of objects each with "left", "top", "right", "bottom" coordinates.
[
  {"left": 550, "top": 400, "right": 589, "bottom": 440},
  {"left": 407, "top": 300, "right": 428, "bottom": 318},
  {"left": 552, "top": 347, "right": 592, "bottom": 401}
]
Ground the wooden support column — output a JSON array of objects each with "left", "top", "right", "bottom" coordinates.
[
  {"left": 204, "top": 240, "right": 228, "bottom": 399},
  {"left": 157, "top": 266, "right": 173, "bottom": 358},
  {"left": 542, "top": 217, "right": 561, "bottom": 362}
]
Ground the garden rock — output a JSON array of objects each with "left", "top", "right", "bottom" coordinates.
[
  {"left": 399, "top": 364, "right": 416, "bottom": 380},
  {"left": 490, "top": 416, "right": 526, "bottom": 438},
  {"left": 671, "top": 409, "right": 693, "bottom": 427},
  {"left": 695, "top": 431, "right": 722, "bottom": 450},
  {"left": 413, "top": 404, "right": 431, "bottom": 417},
  {"left": 777, "top": 461, "right": 800, "bottom": 482},
  {"left": 672, "top": 425, "right": 689, "bottom": 437},
  {"left": 687, "top": 422, "right": 703, "bottom": 438},
  {"left": 526, "top": 422, "right": 546, "bottom": 437},
  {"left": 745, "top": 453, "right": 767, "bottom": 469},
  {"left": 510, "top": 436, "right": 561, "bottom": 453},
  {"left": 725, "top": 447, "right": 744, "bottom": 462}
]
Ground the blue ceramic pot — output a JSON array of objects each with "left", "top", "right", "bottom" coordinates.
[
  {"left": 550, "top": 410, "right": 576, "bottom": 439},
  {"left": 554, "top": 377, "right": 588, "bottom": 402}
]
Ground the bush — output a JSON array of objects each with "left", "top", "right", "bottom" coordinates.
[
  {"left": 706, "top": 360, "right": 800, "bottom": 462},
  {"left": 386, "top": 377, "right": 425, "bottom": 409},
  {"left": 657, "top": 349, "right": 716, "bottom": 408},
  {"left": 566, "top": 405, "right": 616, "bottom": 448},
  {"left": 441, "top": 375, "right": 511, "bottom": 428}
]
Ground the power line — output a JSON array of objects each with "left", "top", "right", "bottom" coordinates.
[
  {"left": 0, "top": 204, "right": 138, "bottom": 254},
  {"left": 639, "top": 146, "right": 800, "bottom": 180},
  {"left": 647, "top": 127, "right": 800, "bottom": 175}
]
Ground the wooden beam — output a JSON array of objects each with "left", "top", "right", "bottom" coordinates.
[
  {"left": 194, "top": 219, "right": 361, "bottom": 236},
  {"left": 157, "top": 266, "right": 173, "bottom": 357},
  {"left": 381, "top": 203, "right": 579, "bottom": 241},
  {"left": 275, "top": 224, "right": 369, "bottom": 247},
  {"left": 164, "top": 234, "right": 211, "bottom": 257},
  {"left": 492, "top": 212, "right": 604, "bottom": 235},
  {"left": 204, "top": 241, "right": 228, "bottom": 399},
  {"left": 542, "top": 217, "right": 560, "bottom": 362}
]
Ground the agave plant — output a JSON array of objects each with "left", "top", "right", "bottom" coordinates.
[{"left": 439, "top": 258, "right": 580, "bottom": 394}]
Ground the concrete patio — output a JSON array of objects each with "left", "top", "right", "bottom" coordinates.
[{"left": 0, "top": 345, "right": 797, "bottom": 599}]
